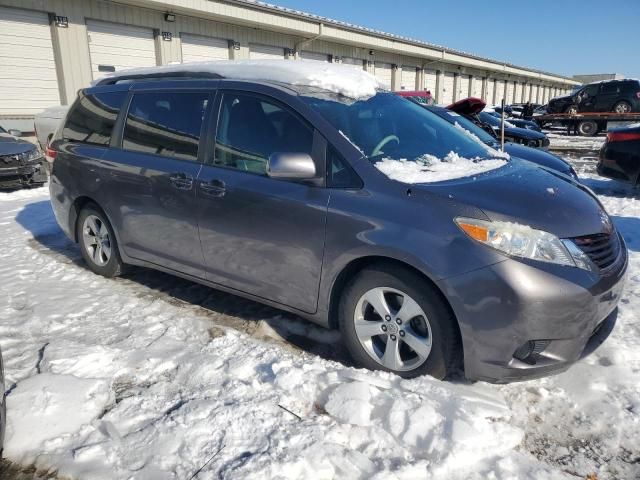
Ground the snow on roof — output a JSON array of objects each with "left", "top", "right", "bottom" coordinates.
[{"left": 98, "top": 60, "right": 383, "bottom": 99}]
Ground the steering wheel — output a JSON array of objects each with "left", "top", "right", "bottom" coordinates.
[{"left": 372, "top": 135, "right": 400, "bottom": 157}]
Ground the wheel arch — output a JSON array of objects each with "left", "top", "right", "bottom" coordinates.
[
  {"left": 69, "top": 196, "right": 110, "bottom": 243},
  {"left": 327, "top": 255, "right": 465, "bottom": 372}
]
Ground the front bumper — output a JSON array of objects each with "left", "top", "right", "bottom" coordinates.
[
  {"left": 437, "top": 244, "right": 627, "bottom": 383},
  {"left": 0, "top": 160, "right": 48, "bottom": 189}
]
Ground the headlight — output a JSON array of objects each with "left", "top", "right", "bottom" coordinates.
[
  {"left": 18, "top": 148, "right": 43, "bottom": 163},
  {"left": 455, "top": 217, "right": 596, "bottom": 271}
]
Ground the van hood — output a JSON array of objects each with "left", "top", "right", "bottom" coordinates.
[
  {"left": 0, "top": 133, "right": 36, "bottom": 155},
  {"left": 414, "top": 160, "right": 608, "bottom": 239}
]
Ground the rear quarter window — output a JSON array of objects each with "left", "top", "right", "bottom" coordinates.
[{"left": 62, "top": 91, "right": 127, "bottom": 145}]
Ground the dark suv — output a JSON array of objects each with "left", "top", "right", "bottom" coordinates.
[
  {"left": 548, "top": 79, "right": 640, "bottom": 114},
  {"left": 49, "top": 62, "right": 626, "bottom": 383}
]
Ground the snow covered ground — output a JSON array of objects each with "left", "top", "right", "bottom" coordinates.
[{"left": 0, "top": 142, "right": 639, "bottom": 479}]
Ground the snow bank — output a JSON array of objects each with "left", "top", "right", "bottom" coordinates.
[
  {"left": 97, "top": 59, "right": 382, "bottom": 99},
  {"left": 375, "top": 151, "right": 507, "bottom": 183}
]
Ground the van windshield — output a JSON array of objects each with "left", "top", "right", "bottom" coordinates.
[{"left": 301, "top": 91, "right": 499, "bottom": 163}]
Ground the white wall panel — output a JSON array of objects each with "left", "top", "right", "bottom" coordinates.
[
  {"left": 0, "top": 6, "right": 61, "bottom": 115},
  {"left": 181, "top": 33, "right": 229, "bottom": 62}
]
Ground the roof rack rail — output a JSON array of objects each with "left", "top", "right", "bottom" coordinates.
[{"left": 95, "top": 70, "right": 225, "bottom": 86}]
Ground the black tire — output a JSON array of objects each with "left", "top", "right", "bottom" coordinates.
[
  {"left": 76, "top": 204, "right": 124, "bottom": 278},
  {"left": 612, "top": 101, "right": 632, "bottom": 114},
  {"left": 339, "top": 263, "right": 461, "bottom": 379},
  {"left": 578, "top": 120, "right": 599, "bottom": 136}
]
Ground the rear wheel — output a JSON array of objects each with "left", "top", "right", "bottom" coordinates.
[
  {"left": 76, "top": 204, "right": 124, "bottom": 277},
  {"left": 339, "top": 264, "right": 460, "bottom": 379},
  {"left": 613, "top": 101, "right": 632, "bottom": 114},
  {"left": 578, "top": 120, "right": 599, "bottom": 136}
]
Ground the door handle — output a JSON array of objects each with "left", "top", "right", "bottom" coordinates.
[
  {"left": 169, "top": 172, "right": 194, "bottom": 190},
  {"left": 199, "top": 179, "right": 226, "bottom": 197}
]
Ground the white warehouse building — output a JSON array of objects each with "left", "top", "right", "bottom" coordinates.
[{"left": 0, "top": 0, "right": 579, "bottom": 131}]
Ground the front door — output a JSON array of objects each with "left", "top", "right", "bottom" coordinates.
[
  {"left": 196, "top": 90, "right": 329, "bottom": 313},
  {"left": 100, "top": 89, "right": 210, "bottom": 277}
]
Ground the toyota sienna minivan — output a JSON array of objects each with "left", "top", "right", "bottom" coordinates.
[{"left": 49, "top": 61, "right": 627, "bottom": 383}]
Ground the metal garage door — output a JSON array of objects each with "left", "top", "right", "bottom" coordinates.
[
  {"left": 495, "top": 80, "right": 506, "bottom": 104},
  {"left": 400, "top": 66, "right": 417, "bottom": 90},
  {"left": 181, "top": 33, "right": 229, "bottom": 62},
  {"left": 249, "top": 44, "right": 285, "bottom": 60},
  {"left": 515, "top": 82, "right": 523, "bottom": 103},
  {"left": 374, "top": 62, "right": 393, "bottom": 90},
  {"left": 441, "top": 72, "right": 455, "bottom": 104},
  {"left": 506, "top": 81, "right": 515, "bottom": 103},
  {"left": 424, "top": 68, "right": 437, "bottom": 93},
  {"left": 342, "top": 57, "right": 364, "bottom": 70},
  {"left": 87, "top": 20, "right": 156, "bottom": 80},
  {"left": 457, "top": 75, "right": 470, "bottom": 100},
  {"left": 301, "top": 51, "right": 329, "bottom": 62},
  {"left": 0, "top": 6, "right": 60, "bottom": 117},
  {"left": 486, "top": 79, "right": 495, "bottom": 104},
  {"left": 471, "top": 76, "right": 483, "bottom": 99}
]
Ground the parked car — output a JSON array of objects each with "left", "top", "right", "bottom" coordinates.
[
  {"left": 547, "top": 79, "right": 640, "bottom": 114},
  {"left": 449, "top": 98, "right": 550, "bottom": 149},
  {"left": 423, "top": 104, "right": 577, "bottom": 179},
  {"left": 49, "top": 62, "right": 626, "bottom": 383},
  {"left": 0, "top": 125, "right": 47, "bottom": 189},
  {"left": 597, "top": 123, "right": 640, "bottom": 185},
  {"left": 34, "top": 105, "right": 69, "bottom": 150},
  {"left": 485, "top": 110, "right": 542, "bottom": 131}
]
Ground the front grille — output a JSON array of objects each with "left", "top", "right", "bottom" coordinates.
[
  {"left": 571, "top": 231, "right": 621, "bottom": 272},
  {"left": 0, "top": 154, "right": 23, "bottom": 168}
]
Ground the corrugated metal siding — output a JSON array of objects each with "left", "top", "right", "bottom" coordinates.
[
  {"left": 486, "top": 79, "right": 495, "bottom": 104},
  {"left": 180, "top": 33, "right": 229, "bottom": 62},
  {"left": 0, "top": 0, "right": 578, "bottom": 126},
  {"left": 86, "top": 20, "right": 157, "bottom": 80},
  {"left": 515, "top": 82, "right": 523, "bottom": 103},
  {"left": 249, "top": 44, "right": 285, "bottom": 60},
  {"left": 374, "top": 62, "right": 392, "bottom": 89},
  {"left": 458, "top": 75, "right": 470, "bottom": 100},
  {"left": 441, "top": 72, "right": 455, "bottom": 104},
  {"left": 424, "top": 68, "right": 437, "bottom": 92},
  {"left": 470, "top": 76, "right": 483, "bottom": 99},
  {"left": 300, "top": 50, "right": 329, "bottom": 62},
  {"left": 495, "top": 80, "right": 506, "bottom": 104},
  {"left": 506, "top": 81, "right": 515, "bottom": 103},
  {"left": 400, "top": 66, "right": 417, "bottom": 90},
  {"left": 341, "top": 57, "right": 364, "bottom": 70},
  {"left": 0, "top": 6, "right": 61, "bottom": 116}
]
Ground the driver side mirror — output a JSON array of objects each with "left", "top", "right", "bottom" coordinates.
[{"left": 267, "top": 152, "right": 316, "bottom": 180}]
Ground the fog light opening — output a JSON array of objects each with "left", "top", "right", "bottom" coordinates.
[{"left": 513, "top": 340, "right": 551, "bottom": 365}]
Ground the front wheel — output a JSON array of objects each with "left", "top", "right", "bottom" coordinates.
[
  {"left": 565, "top": 105, "right": 578, "bottom": 115},
  {"left": 77, "top": 204, "right": 124, "bottom": 278},
  {"left": 339, "top": 264, "right": 461, "bottom": 379}
]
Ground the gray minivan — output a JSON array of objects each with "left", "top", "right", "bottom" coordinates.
[{"left": 49, "top": 63, "right": 627, "bottom": 383}]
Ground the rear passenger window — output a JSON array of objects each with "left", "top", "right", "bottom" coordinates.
[
  {"left": 123, "top": 91, "right": 209, "bottom": 161},
  {"left": 62, "top": 91, "right": 126, "bottom": 145},
  {"left": 214, "top": 93, "right": 313, "bottom": 175},
  {"left": 601, "top": 83, "right": 619, "bottom": 94}
]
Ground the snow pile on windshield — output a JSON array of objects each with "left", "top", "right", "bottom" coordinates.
[
  {"left": 375, "top": 151, "right": 507, "bottom": 183},
  {"left": 97, "top": 59, "right": 382, "bottom": 99},
  {"left": 453, "top": 122, "right": 510, "bottom": 160}
]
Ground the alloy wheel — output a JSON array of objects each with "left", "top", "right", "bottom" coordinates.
[
  {"left": 82, "top": 215, "right": 112, "bottom": 267},
  {"left": 614, "top": 103, "right": 631, "bottom": 114},
  {"left": 353, "top": 287, "right": 432, "bottom": 371}
]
